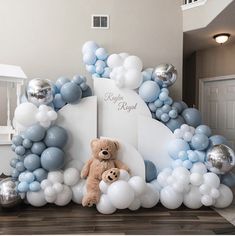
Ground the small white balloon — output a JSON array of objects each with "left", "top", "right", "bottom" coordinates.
[
  {"left": 128, "top": 176, "right": 147, "bottom": 196},
  {"left": 107, "top": 54, "right": 123, "bottom": 68},
  {"left": 41, "top": 179, "right": 52, "bottom": 190},
  {"left": 99, "top": 180, "right": 109, "bottom": 194},
  {"left": 96, "top": 194, "right": 116, "bottom": 214},
  {"left": 53, "top": 182, "right": 64, "bottom": 193},
  {"left": 140, "top": 184, "right": 159, "bottom": 208},
  {"left": 39, "top": 104, "right": 50, "bottom": 112},
  {"left": 36, "top": 111, "right": 48, "bottom": 122},
  {"left": 128, "top": 197, "right": 141, "bottom": 211},
  {"left": 71, "top": 179, "right": 86, "bottom": 204},
  {"left": 48, "top": 171, "right": 64, "bottom": 184},
  {"left": 201, "top": 194, "right": 213, "bottom": 206},
  {"left": 123, "top": 56, "right": 143, "bottom": 71},
  {"left": 27, "top": 190, "right": 47, "bottom": 207},
  {"left": 119, "top": 52, "right": 129, "bottom": 60},
  {"left": 119, "top": 169, "right": 130, "bottom": 181},
  {"left": 199, "top": 184, "right": 211, "bottom": 195},
  {"left": 65, "top": 159, "right": 84, "bottom": 172},
  {"left": 44, "top": 186, "right": 57, "bottom": 198},
  {"left": 157, "top": 171, "right": 172, "bottom": 187},
  {"left": 64, "top": 168, "right": 80, "bottom": 186},
  {"left": 47, "top": 110, "right": 57, "bottom": 121},
  {"left": 203, "top": 173, "right": 220, "bottom": 188},
  {"left": 210, "top": 188, "right": 220, "bottom": 199},
  {"left": 45, "top": 194, "right": 56, "bottom": 203},
  {"left": 181, "top": 124, "right": 190, "bottom": 132},
  {"left": 190, "top": 173, "right": 203, "bottom": 186},
  {"left": 150, "top": 179, "right": 162, "bottom": 192},
  {"left": 190, "top": 163, "right": 207, "bottom": 175},
  {"left": 183, "top": 132, "right": 193, "bottom": 142},
  {"left": 174, "top": 129, "right": 183, "bottom": 139},
  {"left": 183, "top": 185, "right": 202, "bottom": 209},
  {"left": 124, "top": 70, "right": 143, "bottom": 90},
  {"left": 40, "top": 120, "right": 51, "bottom": 128},
  {"left": 214, "top": 184, "right": 233, "bottom": 208},
  {"left": 55, "top": 185, "right": 72, "bottom": 206}
]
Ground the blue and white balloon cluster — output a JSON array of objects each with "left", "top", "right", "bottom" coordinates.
[
  {"left": 82, "top": 41, "right": 110, "bottom": 78},
  {"left": 52, "top": 75, "right": 92, "bottom": 111}
]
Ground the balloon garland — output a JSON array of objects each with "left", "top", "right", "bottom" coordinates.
[{"left": 0, "top": 41, "right": 234, "bottom": 214}]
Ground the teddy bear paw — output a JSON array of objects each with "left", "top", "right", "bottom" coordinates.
[
  {"left": 102, "top": 168, "right": 120, "bottom": 183},
  {"left": 82, "top": 194, "right": 100, "bottom": 207}
]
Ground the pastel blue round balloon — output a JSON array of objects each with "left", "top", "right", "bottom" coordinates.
[
  {"left": 172, "top": 159, "right": 183, "bottom": 168},
  {"left": 15, "top": 146, "right": 26, "bottom": 156},
  {"left": 95, "top": 60, "right": 106, "bottom": 68},
  {"left": 208, "top": 135, "right": 228, "bottom": 147},
  {"left": 183, "top": 160, "right": 193, "bottom": 169},
  {"left": 194, "top": 150, "right": 206, "bottom": 162},
  {"left": 162, "top": 104, "right": 171, "bottom": 113},
  {"left": 10, "top": 158, "right": 19, "bottom": 168},
  {"left": 22, "top": 138, "right": 33, "bottom": 149},
  {"left": 191, "top": 133, "right": 209, "bottom": 151},
  {"left": 95, "top": 48, "right": 108, "bottom": 60},
  {"left": 51, "top": 83, "right": 59, "bottom": 95},
  {"left": 102, "top": 67, "right": 111, "bottom": 78},
  {"left": 187, "top": 150, "right": 199, "bottom": 162},
  {"left": 41, "top": 147, "right": 65, "bottom": 171},
  {"left": 221, "top": 170, "right": 235, "bottom": 187},
  {"left": 154, "top": 99, "right": 163, "bottom": 108},
  {"left": 168, "top": 139, "right": 190, "bottom": 159},
  {"left": 86, "top": 64, "right": 96, "bottom": 74},
  {"left": 164, "top": 97, "right": 173, "bottom": 105},
  {"left": 60, "top": 82, "right": 82, "bottom": 103},
  {"left": 155, "top": 108, "right": 164, "bottom": 119},
  {"left": 25, "top": 124, "right": 46, "bottom": 142},
  {"left": 182, "top": 108, "right": 202, "bottom": 128},
  {"left": 53, "top": 94, "right": 66, "bottom": 109},
  {"left": 138, "top": 81, "right": 161, "bottom": 103},
  {"left": 12, "top": 135, "right": 23, "bottom": 146},
  {"left": 18, "top": 181, "right": 29, "bottom": 192},
  {"left": 17, "top": 155, "right": 25, "bottom": 162},
  {"left": 16, "top": 161, "right": 25, "bottom": 172},
  {"left": 169, "top": 109, "right": 178, "bottom": 119},
  {"left": 178, "top": 150, "right": 188, "bottom": 161},
  {"left": 24, "top": 154, "right": 41, "bottom": 171},
  {"left": 82, "top": 86, "right": 92, "bottom": 98},
  {"left": 24, "top": 172, "right": 35, "bottom": 183},
  {"left": 161, "top": 113, "right": 170, "bottom": 123},
  {"left": 142, "top": 70, "right": 152, "bottom": 81},
  {"left": 93, "top": 73, "right": 101, "bottom": 78},
  {"left": 33, "top": 168, "right": 48, "bottom": 182},
  {"left": 11, "top": 144, "right": 16, "bottom": 151},
  {"left": 96, "top": 65, "right": 104, "bottom": 75},
  {"left": 83, "top": 41, "right": 99, "bottom": 54},
  {"left": 11, "top": 168, "right": 20, "bottom": 178},
  {"left": 29, "top": 181, "right": 41, "bottom": 192},
  {"left": 83, "top": 51, "right": 97, "bottom": 65},
  {"left": 80, "top": 82, "right": 88, "bottom": 91},
  {"left": 195, "top": 125, "right": 212, "bottom": 137},
  {"left": 166, "top": 115, "right": 185, "bottom": 132},
  {"left": 44, "top": 125, "right": 68, "bottom": 148},
  {"left": 172, "top": 101, "right": 184, "bottom": 114},
  {"left": 148, "top": 103, "right": 157, "bottom": 112},
  {"left": 55, "top": 77, "right": 70, "bottom": 91},
  {"left": 72, "top": 75, "right": 86, "bottom": 85},
  {"left": 31, "top": 142, "right": 46, "bottom": 155},
  {"left": 159, "top": 92, "right": 168, "bottom": 101},
  {"left": 144, "top": 160, "right": 157, "bottom": 182}
]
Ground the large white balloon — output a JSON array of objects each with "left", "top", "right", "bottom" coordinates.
[
  {"left": 96, "top": 194, "right": 116, "bottom": 214},
  {"left": 190, "top": 173, "right": 203, "bottom": 186},
  {"left": 48, "top": 171, "right": 64, "bottom": 184},
  {"left": 107, "top": 180, "right": 135, "bottom": 209},
  {"left": 71, "top": 179, "right": 86, "bottom": 204},
  {"left": 190, "top": 163, "right": 207, "bottom": 174},
  {"left": 123, "top": 56, "right": 143, "bottom": 71},
  {"left": 183, "top": 185, "right": 202, "bottom": 209},
  {"left": 128, "top": 197, "right": 141, "bottom": 211},
  {"left": 124, "top": 70, "right": 143, "bottom": 90},
  {"left": 27, "top": 190, "right": 47, "bottom": 207},
  {"left": 63, "top": 168, "right": 80, "bottom": 186},
  {"left": 55, "top": 185, "right": 72, "bottom": 206},
  {"left": 203, "top": 173, "right": 220, "bottom": 188},
  {"left": 160, "top": 186, "right": 183, "bottom": 209},
  {"left": 157, "top": 170, "right": 172, "bottom": 187},
  {"left": 128, "top": 176, "right": 146, "bottom": 196},
  {"left": 107, "top": 54, "right": 123, "bottom": 68},
  {"left": 119, "top": 170, "right": 130, "bottom": 181},
  {"left": 99, "top": 180, "right": 109, "bottom": 194},
  {"left": 214, "top": 184, "right": 233, "bottom": 208},
  {"left": 140, "top": 184, "right": 159, "bottom": 208}
]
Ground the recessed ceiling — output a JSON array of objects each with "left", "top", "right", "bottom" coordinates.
[{"left": 184, "top": 1, "right": 235, "bottom": 58}]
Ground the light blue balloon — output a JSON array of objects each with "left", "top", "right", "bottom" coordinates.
[
  {"left": 25, "top": 124, "right": 46, "bottom": 142},
  {"left": 102, "top": 67, "right": 111, "bottom": 78},
  {"left": 142, "top": 70, "right": 152, "bottom": 81},
  {"left": 10, "top": 158, "right": 19, "bottom": 168},
  {"left": 221, "top": 170, "right": 235, "bottom": 187},
  {"left": 191, "top": 133, "right": 209, "bottom": 151},
  {"left": 55, "top": 77, "right": 70, "bottom": 91},
  {"left": 154, "top": 99, "right": 163, "bottom": 108},
  {"left": 44, "top": 125, "right": 68, "bottom": 148},
  {"left": 24, "top": 154, "right": 41, "bottom": 171},
  {"left": 86, "top": 64, "right": 96, "bottom": 74},
  {"left": 24, "top": 172, "right": 35, "bottom": 183},
  {"left": 178, "top": 150, "right": 188, "bottom": 161},
  {"left": 194, "top": 150, "right": 206, "bottom": 162},
  {"left": 144, "top": 160, "right": 157, "bottom": 183},
  {"left": 162, "top": 104, "right": 171, "bottom": 113},
  {"left": 96, "top": 65, "right": 104, "bottom": 75},
  {"left": 15, "top": 146, "right": 26, "bottom": 156},
  {"left": 172, "top": 159, "right": 183, "bottom": 168},
  {"left": 138, "top": 81, "right": 160, "bottom": 103},
  {"left": 172, "top": 101, "right": 184, "bottom": 114},
  {"left": 33, "top": 168, "right": 48, "bottom": 182},
  {"left": 22, "top": 138, "right": 33, "bottom": 149},
  {"left": 148, "top": 103, "right": 157, "bottom": 112},
  {"left": 155, "top": 108, "right": 164, "bottom": 119},
  {"left": 72, "top": 75, "right": 86, "bottom": 85},
  {"left": 18, "top": 181, "right": 29, "bottom": 192},
  {"left": 82, "top": 86, "right": 92, "bottom": 98},
  {"left": 29, "top": 181, "right": 41, "bottom": 192},
  {"left": 187, "top": 150, "right": 199, "bottom": 162},
  {"left": 182, "top": 108, "right": 202, "bottom": 128},
  {"left": 17, "top": 155, "right": 25, "bottom": 162},
  {"left": 83, "top": 51, "right": 97, "bottom": 65},
  {"left": 179, "top": 101, "right": 188, "bottom": 110},
  {"left": 51, "top": 83, "right": 59, "bottom": 95},
  {"left": 93, "top": 73, "right": 101, "bottom": 78},
  {"left": 164, "top": 97, "right": 173, "bottom": 105},
  {"left": 11, "top": 144, "right": 16, "bottom": 151},
  {"left": 168, "top": 139, "right": 190, "bottom": 159},
  {"left": 183, "top": 160, "right": 193, "bottom": 169},
  {"left": 95, "top": 60, "right": 106, "bottom": 68},
  {"left": 79, "top": 82, "right": 88, "bottom": 91},
  {"left": 41, "top": 147, "right": 65, "bottom": 171},
  {"left": 208, "top": 135, "right": 228, "bottom": 148},
  {"left": 95, "top": 48, "right": 108, "bottom": 60},
  {"left": 53, "top": 94, "right": 66, "bottom": 109},
  {"left": 31, "top": 142, "right": 46, "bottom": 155},
  {"left": 169, "top": 109, "right": 178, "bottom": 119},
  {"left": 195, "top": 125, "right": 212, "bottom": 137},
  {"left": 83, "top": 41, "right": 99, "bottom": 54},
  {"left": 166, "top": 115, "right": 185, "bottom": 132},
  {"left": 16, "top": 161, "right": 26, "bottom": 172},
  {"left": 60, "top": 82, "right": 82, "bottom": 103},
  {"left": 159, "top": 92, "right": 168, "bottom": 101},
  {"left": 161, "top": 113, "right": 170, "bottom": 123},
  {"left": 12, "top": 135, "right": 23, "bottom": 146},
  {"left": 11, "top": 168, "right": 20, "bottom": 178}
]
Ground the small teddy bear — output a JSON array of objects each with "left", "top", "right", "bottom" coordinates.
[{"left": 81, "top": 138, "right": 129, "bottom": 207}]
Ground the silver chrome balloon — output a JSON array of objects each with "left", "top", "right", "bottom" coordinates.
[
  {"left": 0, "top": 178, "right": 21, "bottom": 208},
  {"left": 26, "top": 78, "right": 53, "bottom": 106},
  {"left": 153, "top": 63, "right": 177, "bottom": 87},
  {"left": 206, "top": 144, "right": 235, "bottom": 174}
]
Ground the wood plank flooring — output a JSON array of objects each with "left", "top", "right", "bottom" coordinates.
[{"left": 0, "top": 203, "right": 234, "bottom": 235}]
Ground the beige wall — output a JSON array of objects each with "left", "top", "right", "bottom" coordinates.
[{"left": 0, "top": 0, "right": 183, "bottom": 125}]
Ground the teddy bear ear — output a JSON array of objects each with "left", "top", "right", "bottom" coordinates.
[
  {"left": 91, "top": 138, "right": 100, "bottom": 148},
  {"left": 113, "top": 141, "right": 120, "bottom": 150}
]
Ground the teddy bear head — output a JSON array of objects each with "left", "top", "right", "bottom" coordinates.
[{"left": 91, "top": 138, "right": 119, "bottom": 161}]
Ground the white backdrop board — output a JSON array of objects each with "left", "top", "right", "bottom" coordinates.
[
  {"left": 94, "top": 78, "right": 151, "bottom": 147},
  {"left": 138, "top": 115, "right": 175, "bottom": 172},
  {"left": 57, "top": 96, "right": 97, "bottom": 164}
]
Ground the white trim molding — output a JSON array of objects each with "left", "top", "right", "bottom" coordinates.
[{"left": 181, "top": 0, "right": 207, "bottom": 10}]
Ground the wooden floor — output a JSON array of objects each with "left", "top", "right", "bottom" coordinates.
[{"left": 0, "top": 203, "right": 234, "bottom": 235}]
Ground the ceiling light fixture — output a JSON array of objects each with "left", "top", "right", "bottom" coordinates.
[{"left": 213, "top": 33, "right": 231, "bottom": 44}]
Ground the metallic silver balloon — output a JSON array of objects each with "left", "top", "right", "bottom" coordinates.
[
  {"left": 206, "top": 144, "right": 235, "bottom": 174},
  {"left": 0, "top": 178, "right": 21, "bottom": 208},
  {"left": 153, "top": 63, "right": 177, "bottom": 87},
  {"left": 26, "top": 78, "right": 53, "bottom": 106}
]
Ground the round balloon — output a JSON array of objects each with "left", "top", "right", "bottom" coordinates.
[{"left": 182, "top": 108, "right": 202, "bottom": 127}]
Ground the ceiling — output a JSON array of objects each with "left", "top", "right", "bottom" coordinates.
[{"left": 184, "top": 1, "right": 235, "bottom": 58}]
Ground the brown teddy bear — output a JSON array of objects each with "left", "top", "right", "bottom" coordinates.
[{"left": 81, "top": 138, "right": 129, "bottom": 207}]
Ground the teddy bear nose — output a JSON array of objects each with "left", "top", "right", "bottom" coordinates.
[{"left": 102, "top": 150, "right": 108, "bottom": 155}]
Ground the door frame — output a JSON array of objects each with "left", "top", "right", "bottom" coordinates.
[{"left": 199, "top": 74, "right": 235, "bottom": 119}]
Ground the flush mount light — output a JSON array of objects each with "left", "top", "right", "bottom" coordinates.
[{"left": 213, "top": 33, "right": 231, "bottom": 44}]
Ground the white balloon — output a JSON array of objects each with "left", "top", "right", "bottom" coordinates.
[
  {"left": 71, "top": 179, "right": 86, "bottom": 204},
  {"left": 128, "top": 197, "right": 141, "bottom": 211},
  {"left": 124, "top": 70, "right": 143, "bottom": 90},
  {"left": 107, "top": 180, "right": 135, "bottom": 209},
  {"left": 128, "top": 176, "right": 146, "bottom": 196},
  {"left": 183, "top": 132, "right": 193, "bottom": 142},
  {"left": 107, "top": 54, "right": 123, "bottom": 68},
  {"left": 12, "top": 118, "right": 27, "bottom": 132},
  {"left": 123, "top": 56, "right": 143, "bottom": 71},
  {"left": 41, "top": 179, "right": 52, "bottom": 190},
  {"left": 150, "top": 179, "right": 163, "bottom": 192},
  {"left": 55, "top": 185, "right": 72, "bottom": 206},
  {"left": 119, "top": 170, "right": 130, "bottom": 181},
  {"left": 214, "top": 184, "right": 233, "bottom": 208},
  {"left": 96, "top": 194, "right": 116, "bottom": 214},
  {"left": 174, "top": 129, "right": 183, "bottom": 139},
  {"left": 201, "top": 194, "right": 213, "bottom": 206},
  {"left": 48, "top": 171, "right": 64, "bottom": 184},
  {"left": 65, "top": 159, "right": 84, "bottom": 172},
  {"left": 40, "top": 120, "right": 51, "bottom": 128},
  {"left": 172, "top": 167, "right": 190, "bottom": 179},
  {"left": 190, "top": 173, "right": 203, "bottom": 186},
  {"left": 210, "top": 188, "right": 220, "bottom": 199},
  {"left": 99, "top": 180, "right": 109, "bottom": 194},
  {"left": 82, "top": 41, "right": 99, "bottom": 54},
  {"left": 190, "top": 162, "right": 207, "bottom": 174},
  {"left": 64, "top": 168, "right": 80, "bottom": 186},
  {"left": 183, "top": 185, "right": 202, "bottom": 209},
  {"left": 53, "top": 182, "right": 64, "bottom": 193},
  {"left": 160, "top": 186, "right": 183, "bottom": 209},
  {"left": 36, "top": 111, "right": 48, "bottom": 122},
  {"left": 199, "top": 184, "right": 211, "bottom": 195},
  {"left": 181, "top": 124, "right": 190, "bottom": 132},
  {"left": 27, "top": 190, "right": 47, "bottom": 207},
  {"left": 203, "top": 173, "right": 220, "bottom": 188},
  {"left": 119, "top": 53, "right": 129, "bottom": 60},
  {"left": 172, "top": 182, "right": 187, "bottom": 193},
  {"left": 140, "top": 185, "right": 159, "bottom": 208},
  {"left": 47, "top": 110, "right": 57, "bottom": 121},
  {"left": 45, "top": 194, "right": 56, "bottom": 203},
  {"left": 44, "top": 186, "right": 57, "bottom": 198},
  {"left": 157, "top": 171, "right": 172, "bottom": 187}
]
